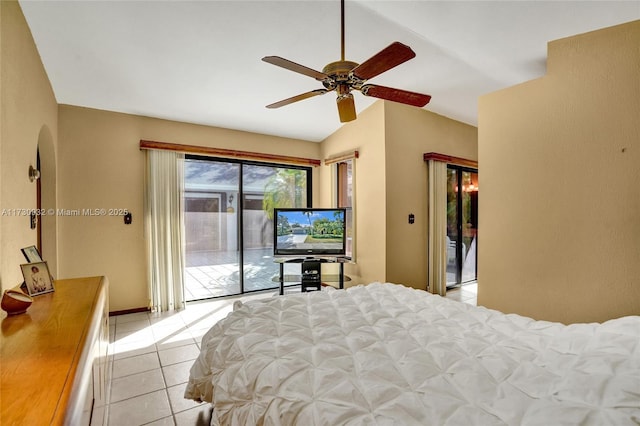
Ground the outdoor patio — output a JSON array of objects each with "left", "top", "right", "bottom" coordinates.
[
  {"left": 184, "top": 247, "right": 478, "bottom": 303},
  {"left": 184, "top": 248, "right": 284, "bottom": 300}
]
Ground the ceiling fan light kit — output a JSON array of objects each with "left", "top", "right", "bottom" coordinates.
[{"left": 263, "top": 0, "right": 431, "bottom": 123}]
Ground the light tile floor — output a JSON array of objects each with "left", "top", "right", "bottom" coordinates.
[
  {"left": 444, "top": 281, "right": 478, "bottom": 306},
  {"left": 105, "top": 283, "right": 477, "bottom": 425}
]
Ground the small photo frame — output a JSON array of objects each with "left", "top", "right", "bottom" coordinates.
[
  {"left": 21, "top": 261, "right": 55, "bottom": 296},
  {"left": 21, "top": 245, "right": 42, "bottom": 263}
]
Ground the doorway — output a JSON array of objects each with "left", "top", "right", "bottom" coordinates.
[
  {"left": 36, "top": 126, "right": 58, "bottom": 277},
  {"left": 182, "top": 156, "right": 311, "bottom": 301},
  {"left": 446, "top": 166, "right": 478, "bottom": 286}
]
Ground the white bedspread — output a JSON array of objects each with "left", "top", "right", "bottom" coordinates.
[{"left": 185, "top": 282, "right": 640, "bottom": 425}]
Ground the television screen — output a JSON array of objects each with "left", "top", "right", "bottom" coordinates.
[{"left": 274, "top": 208, "right": 347, "bottom": 257}]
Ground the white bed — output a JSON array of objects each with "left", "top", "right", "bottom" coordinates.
[{"left": 185, "top": 282, "right": 640, "bottom": 425}]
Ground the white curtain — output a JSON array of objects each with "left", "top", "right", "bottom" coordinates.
[
  {"left": 427, "top": 159, "right": 448, "bottom": 296},
  {"left": 145, "top": 150, "right": 186, "bottom": 312}
]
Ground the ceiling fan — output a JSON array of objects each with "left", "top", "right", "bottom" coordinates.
[{"left": 262, "top": 0, "right": 432, "bottom": 123}]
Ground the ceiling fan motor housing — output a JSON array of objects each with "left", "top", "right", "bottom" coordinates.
[{"left": 322, "top": 60, "right": 360, "bottom": 90}]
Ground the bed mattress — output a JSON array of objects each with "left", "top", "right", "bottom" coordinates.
[{"left": 185, "top": 282, "right": 640, "bottom": 425}]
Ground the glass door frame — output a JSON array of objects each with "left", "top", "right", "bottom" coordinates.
[
  {"left": 447, "top": 164, "right": 478, "bottom": 286},
  {"left": 185, "top": 154, "right": 312, "bottom": 298}
]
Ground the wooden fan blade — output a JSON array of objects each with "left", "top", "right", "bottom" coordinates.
[
  {"left": 337, "top": 94, "right": 356, "bottom": 122},
  {"left": 266, "top": 89, "right": 329, "bottom": 109},
  {"left": 262, "top": 56, "right": 328, "bottom": 81},
  {"left": 361, "top": 84, "right": 431, "bottom": 107},
  {"left": 351, "top": 42, "right": 416, "bottom": 81}
]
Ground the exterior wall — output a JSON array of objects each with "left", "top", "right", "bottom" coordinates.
[
  {"left": 319, "top": 101, "right": 387, "bottom": 286},
  {"left": 383, "top": 102, "right": 477, "bottom": 290},
  {"left": 58, "top": 106, "right": 320, "bottom": 312},
  {"left": 0, "top": 1, "right": 58, "bottom": 291},
  {"left": 478, "top": 20, "right": 640, "bottom": 323}
]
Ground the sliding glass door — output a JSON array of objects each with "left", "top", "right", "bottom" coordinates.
[
  {"left": 446, "top": 166, "right": 478, "bottom": 286},
  {"left": 183, "top": 156, "right": 310, "bottom": 300},
  {"left": 242, "top": 165, "right": 308, "bottom": 292},
  {"left": 183, "top": 159, "right": 241, "bottom": 299}
]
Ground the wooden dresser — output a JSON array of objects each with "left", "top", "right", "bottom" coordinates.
[{"left": 1, "top": 276, "right": 109, "bottom": 425}]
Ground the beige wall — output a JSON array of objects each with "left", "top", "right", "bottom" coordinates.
[
  {"left": 1, "top": 2, "right": 4, "bottom": 292},
  {"left": 58, "top": 106, "right": 320, "bottom": 312},
  {"left": 2, "top": 0, "right": 478, "bottom": 311},
  {"left": 0, "top": 1, "right": 58, "bottom": 292},
  {"left": 319, "top": 101, "right": 477, "bottom": 289},
  {"left": 384, "top": 102, "right": 477, "bottom": 290},
  {"left": 478, "top": 20, "right": 640, "bottom": 323},
  {"left": 319, "top": 101, "right": 387, "bottom": 285}
]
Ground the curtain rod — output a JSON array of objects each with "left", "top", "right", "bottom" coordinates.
[
  {"left": 324, "top": 150, "right": 359, "bottom": 166},
  {"left": 423, "top": 152, "right": 477, "bottom": 169},
  {"left": 140, "top": 140, "right": 321, "bottom": 167}
]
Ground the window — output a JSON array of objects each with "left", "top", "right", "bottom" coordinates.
[
  {"left": 185, "top": 195, "right": 221, "bottom": 213},
  {"left": 336, "top": 160, "right": 354, "bottom": 259},
  {"left": 337, "top": 161, "right": 352, "bottom": 208}
]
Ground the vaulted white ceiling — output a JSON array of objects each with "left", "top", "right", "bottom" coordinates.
[{"left": 19, "top": 1, "right": 640, "bottom": 142}]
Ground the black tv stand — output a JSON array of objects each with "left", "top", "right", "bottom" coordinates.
[
  {"left": 278, "top": 257, "right": 330, "bottom": 263},
  {"left": 300, "top": 259, "right": 322, "bottom": 292},
  {"left": 273, "top": 257, "right": 351, "bottom": 295}
]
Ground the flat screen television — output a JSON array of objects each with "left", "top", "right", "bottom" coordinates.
[{"left": 273, "top": 208, "right": 347, "bottom": 257}]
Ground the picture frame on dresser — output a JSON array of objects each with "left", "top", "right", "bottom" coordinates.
[
  {"left": 21, "top": 245, "right": 42, "bottom": 263},
  {"left": 21, "top": 261, "right": 55, "bottom": 296}
]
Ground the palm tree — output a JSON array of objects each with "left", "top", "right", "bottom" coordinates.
[
  {"left": 302, "top": 211, "right": 313, "bottom": 234},
  {"left": 262, "top": 169, "right": 307, "bottom": 219}
]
